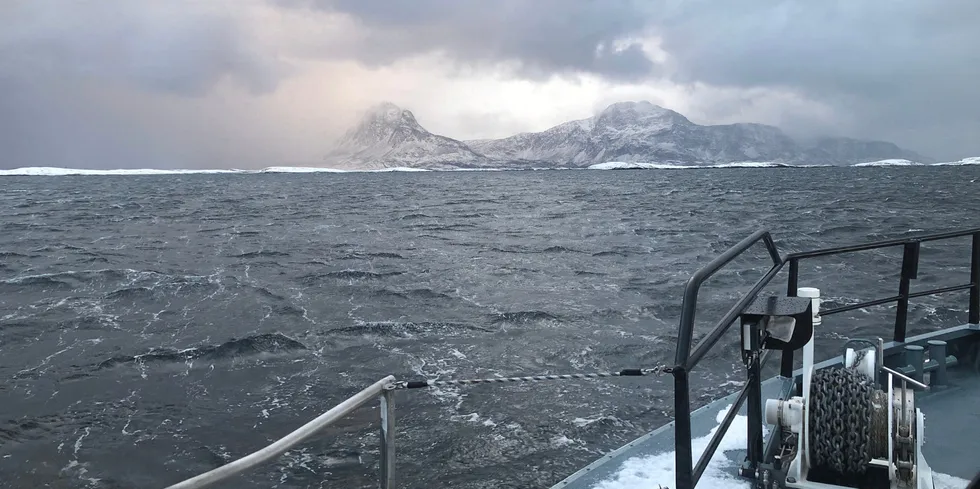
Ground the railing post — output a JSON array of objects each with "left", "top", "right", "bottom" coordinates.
[
  {"left": 782, "top": 258, "right": 799, "bottom": 377},
  {"left": 674, "top": 368, "right": 693, "bottom": 489},
  {"left": 787, "top": 258, "right": 799, "bottom": 297},
  {"left": 380, "top": 389, "right": 395, "bottom": 489},
  {"left": 894, "top": 242, "right": 920, "bottom": 342},
  {"left": 744, "top": 325, "right": 764, "bottom": 477},
  {"left": 970, "top": 232, "right": 979, "bottom": 324}
]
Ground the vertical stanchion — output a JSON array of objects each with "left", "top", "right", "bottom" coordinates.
[
  {"left": 380, "top": 389, "right": 395, "bottom": 489},
  {"left": 894, "top": 242, "right": 919, "bottom": 342},
  {"left": 969, "top": 232, "right": 979, "bottom": 324},
  {"left": 674, "top": 368, "right": 693, "bottom": 489},
  {"left": 745, "top": 324, "right": 763, "bottom": 477},
  {"left": 782, "top": 258, "right": 800, "bottom": 378}
]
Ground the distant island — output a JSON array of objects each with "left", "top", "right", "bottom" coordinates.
[{"left": 323, "top": 101, "right": 931, "bottom": 170}]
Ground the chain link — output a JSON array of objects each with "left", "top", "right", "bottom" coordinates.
[{"left": 808, "top": 367, "right": 876, "bottom": 475}]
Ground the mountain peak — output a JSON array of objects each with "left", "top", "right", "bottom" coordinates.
[
  {"left": 600, "top": 100, "right": 668, "bottom": 115},
  {"left": 326, "top": 101, "right": 488, "bottom": 170},
  {"left": 361, "top": 101, "right": 419, "bottom": 127},
  {"left": 595, "top": 100, "right": 691, "bottom": 127}
]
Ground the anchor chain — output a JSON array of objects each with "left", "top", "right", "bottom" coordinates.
[
  {"left": 808, "top": 367, "right": 876, "bottom": 475},
  {"left": 390, "top": 365, "right": 672, "bottom": 390}
]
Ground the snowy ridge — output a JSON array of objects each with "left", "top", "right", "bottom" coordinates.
[
  {"left": 852, "top": 159, "right": 923, "bottom": 167},
  {"left": 933, "top": 156, "right": 980, "bottom": 166},
  {"left": 0, "top": 167, "right": 247, "bottom": 176},
  {"left": 323, "top": 102, "right": 489, "bottom": 170},
  {"left": 589, "top": 161, "right": 790, "bottom": 170},
  {"left": 3, "top": 157, "right": 978, "bottom": 177},
  {"left": 0, "top": 167, "right": 432, "bottom": 176},
  {"left": 324, "top": 100, "right": 928, "bottom": 169}
]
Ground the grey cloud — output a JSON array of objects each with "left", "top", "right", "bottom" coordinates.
[
  {"left": 0, "top": 0, "right": 288, "bottom": 169},
  {"left": 646, "top": 1, "right": 980, "bottom": 159},
  {"left": 0, "top": 1, "right": 282, "bottom": 96},
  {"left": 279, "top": 0, "right": 658, "bottom": 80},
  {"left": 285, "top": 0, "right": 980, "bottom": 160},
  {"left": 3, "top": 0, "right": 978, "bottom": 169}
]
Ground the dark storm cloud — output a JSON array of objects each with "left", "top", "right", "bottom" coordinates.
[
  {"left": 278, "top": 0, "right": 659, "bottom": 80},
  {"left": 286, "top": 0, "right": 980, "bottom": 160}
]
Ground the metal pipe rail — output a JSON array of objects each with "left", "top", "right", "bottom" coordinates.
[
  {"left": 785, "top": 227, "right": 980, "bottom": 344},
  {"left": 162, "top": 365, "right": 671, "bottom": 489},
  {"left": 164, "top": 375, "right": 396, "bottom": 489},
  {"left": 673, "top": 229, "right": 784, "bottom": 489}
]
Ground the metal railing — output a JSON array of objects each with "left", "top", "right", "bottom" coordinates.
[
  {"left": 671, "top": 227, "right": 980, "bottom": 489},
  {"left": 672, "top": 230, "right": 785, "bottom": 489},
  {"left": 164, "top": 376, "right": 397, "bottom": 489},
  {"left": 162, "top": 366, "right": 671, "bottom": 489}
]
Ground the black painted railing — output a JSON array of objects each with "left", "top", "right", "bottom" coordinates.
[{"left": 672, "top": 227, "right": 980, "bottom": 489}]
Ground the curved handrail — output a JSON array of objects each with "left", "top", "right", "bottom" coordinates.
[
  {"left": 164, "top": 375, "right": 396, "bottom": 489},
  {"left": 674, "top": 229, "right": 782, "bottom": 368}
]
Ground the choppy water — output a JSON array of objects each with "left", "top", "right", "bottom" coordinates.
[{"left": 1, "top": 167, "right": 978, "bottom": 489}]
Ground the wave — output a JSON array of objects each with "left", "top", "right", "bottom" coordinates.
[
  {"left": 1, "top": 269, "right": 127, "bottom": 287},
  {"left": 103, "top": 286, "right": 154, "bottom": 300},
  {"left": 301, "top": 270, "right": 404, "bottom": 282},
  {"left": 331, "top": 321, "right": 493, "bottom": 337},
  {"left": 370, "top": 288, "right": 453, "bottom": 300},
  {"left": 342, "top": 251, "right": 405, "bottom": 260},
  {"left": 542, "top": 245, "right": 585, "bottom": 253},
  {"left": 588, "top": 161, "right": 794, "bottom": 170},
  {"left": 97, "top": 333, "right": 307, "bottom": 369},
  {"left": 489, "top": 311, "right": 562, "bottom": 324},
  {"left": 232, "top": 250, "right": 290, "bottom": 258}
]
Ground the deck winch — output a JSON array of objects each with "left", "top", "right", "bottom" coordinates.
[{"left": 744, "top": 289, "right": 936, "bottom": 489}]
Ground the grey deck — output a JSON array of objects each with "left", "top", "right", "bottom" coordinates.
[
  {"left": 551, "top": 376, "right": 792, "bottom": 488},
  {"left": 918, "top": 366, "right": 980, "bottom": 480},
  {"left": 551, "top": 324, "right": 980, "bottom": 489}
]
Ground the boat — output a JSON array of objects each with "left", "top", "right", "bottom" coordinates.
[{"left": 162, "top": 228, "right": 980, "bottom": 489}]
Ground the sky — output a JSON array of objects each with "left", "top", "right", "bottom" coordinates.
[{"left": 1, "top": 0, "right": 978, "bottom": 169}]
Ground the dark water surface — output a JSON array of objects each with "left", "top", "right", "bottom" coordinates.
[{"left": 1, "top": 167, "right": 978, "bottom": 489}]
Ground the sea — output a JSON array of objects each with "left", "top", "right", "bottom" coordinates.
[{"left": 1, "top": 166, "right": 978, "bottom": 489}]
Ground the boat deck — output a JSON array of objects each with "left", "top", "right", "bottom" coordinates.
[
  {"left": 919, "top": 366, "right": 980, "bottom": 480},
  {"left": 550, "top": 376, "right": 791, "bottom": 489},
  {"left": 551, "top": 325, "right": 980, "bottom": 489}
]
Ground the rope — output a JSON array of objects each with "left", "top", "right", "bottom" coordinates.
[{"left": 390, "top": 365, "right": 672, "bottom": 390}]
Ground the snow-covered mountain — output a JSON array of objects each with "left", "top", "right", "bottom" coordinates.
[
  {"left": 468, "top": 101, "right": 923, "bottom": 166},
  {"left": 468, "top": 102, "right": 802, "bottom": 166},
  {"left": 325, "top": 101, "right": 926, "bottom": 169},
  {"left": 324, "top": 102, "right": 489, "bottom": 170}
]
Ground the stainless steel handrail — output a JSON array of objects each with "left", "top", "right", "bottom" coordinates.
[{"left": 164, "top": 375, "right": 397, "bottom": 489}]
